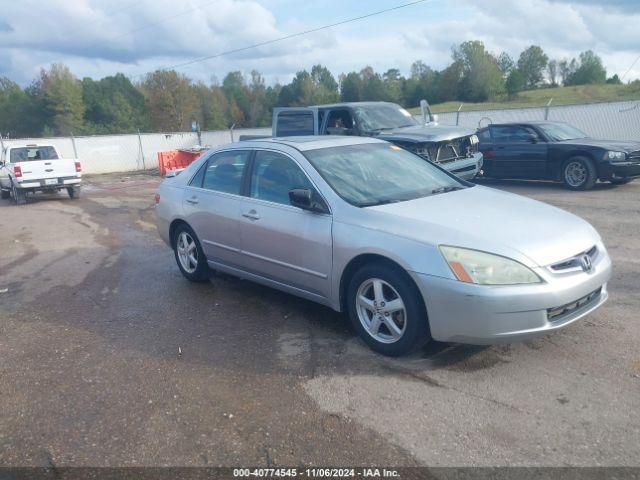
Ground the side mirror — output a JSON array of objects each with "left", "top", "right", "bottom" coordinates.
[{"left": 289, "top": 188, "right": 326, "bottom": 213}]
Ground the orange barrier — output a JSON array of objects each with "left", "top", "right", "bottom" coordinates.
[{"left": 157, "top": 149, "right": 206, "bottom": 176}]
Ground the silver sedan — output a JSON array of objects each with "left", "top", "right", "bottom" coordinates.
[{"left": 155, "top": 136, "right": 612, "bottom": 356}]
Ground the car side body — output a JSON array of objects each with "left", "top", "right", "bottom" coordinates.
[
  {"left": 155, "top": 136, "right": 611, "bottom": 354},
  {"left": 477, "top": 121, "right": 640, "bottom": 189}
]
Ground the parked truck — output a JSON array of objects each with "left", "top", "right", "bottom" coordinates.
[
  {"left": 257, "top": 101, "right": 483, "bottom": 180},
  {"left": 0, "top": 144, "right": 82, "bottom": 205}
]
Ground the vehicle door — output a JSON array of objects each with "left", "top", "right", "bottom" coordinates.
[
  {"left": 488, "top": 125, "right": 548, "bottom": 178},
  {"left": 182, "top": 149, "right": 251, "bottom": 269},
  {"left": 272, "top": 107, "right": 319, "bottom": 137},
  {"left": 237, "top": 149, "right": 333, "bottom": 299},
  {"left": 0, "top": 148, "right": 10, "bottom": 189}
]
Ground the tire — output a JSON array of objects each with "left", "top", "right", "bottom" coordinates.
[
  {"left": 562, "top": 156, "right": 597, "bottom": 190},
  {"left": 1, "top": 188, "right": 9, "bottom": 200},
  {"left": 11, "top": 185, "right": 26, "bottom": 205},
  {"left": 67, "top": 186, "right": 81, "bottom": 199},
  {"left": 346, "top": 261, "right": 431, "bottom": 356},
  {"left": 611, "top": 178, "right": 632, "bottom": 185},
  {"left": 172, "top": 223, "right": 209, "bottom": 282}
]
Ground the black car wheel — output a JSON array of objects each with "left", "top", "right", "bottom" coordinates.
[
  {"left": 67, "top": 186, "right": 81, "bottom": 199},
  {"left": 562, "top": 156, "right": 597, "bottom": 190},
  {"left": 347, "top": 261, "right": 431, "bottom": 356}
]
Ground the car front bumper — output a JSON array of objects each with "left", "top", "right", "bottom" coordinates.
[
  {"left": 439, "top": 152, "right": 483, "bottom": 181},
  {"left": 599, "top": 159, "right": 640, "bottom": 181},
  {"left": 410, "top": 250, "right": 612, "bottom": 344}
]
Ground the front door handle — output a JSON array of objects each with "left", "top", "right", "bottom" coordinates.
[
  {"left": 185, "top": 196, "right": 199, "bottom": 205},
  {"left": 242, "top": 210, "right": 260, "bottom": 220}
]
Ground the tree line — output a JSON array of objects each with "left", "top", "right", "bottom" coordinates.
[{"left": 0, "top": 41, "right": 624, "bottom": 138}]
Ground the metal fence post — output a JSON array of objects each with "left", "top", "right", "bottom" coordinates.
[
  {"left": 229, "top": 123, "right": 236, "bottom": 142},
  {"left": 544, "top": 98, "right": 553, "bottom": 120},
  {"left": 137, "top": 129, "right": 146, "bottom": 170},
  {"left": 0, "top": 132, "right": 4, "bottom": 152},
  {"left": 70, "top": 132, "right": 79, "bottom": 158},
  {"left": 456, "top": 104, "right": 463, "bottom": 126}
]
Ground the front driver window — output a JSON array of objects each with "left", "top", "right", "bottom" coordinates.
[
  {"left": 250, "top": 151, "right": 314, "bottom": 206},
  {"left": 199, "top": 150, "right": 250, "bottom": 195}
]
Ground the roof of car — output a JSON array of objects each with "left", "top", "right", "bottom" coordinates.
[
  {"left": 236, "top": 135, "right": 386, "bottom": 151},
  {"left": 487, "top": 121, "right": 567, "bottom": 127},
  {"left": 308, "top": 101, "right": 398, "bottom": 109}
]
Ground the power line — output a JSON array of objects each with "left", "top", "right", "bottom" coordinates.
[
  {"left": 143, "top": 0, "right": 431, "bottom": 76},
  {"left": 620, "top": 53, "right": 640, "bottom": 82}
]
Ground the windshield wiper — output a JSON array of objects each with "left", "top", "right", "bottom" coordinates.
[
  {"left": 431, "top": 186, "right": 464, "bottom": 195},
  {"left": 359, "top": 199, "right": 399, "bottom": 207}
]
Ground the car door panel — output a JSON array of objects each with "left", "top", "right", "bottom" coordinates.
[
  {"left": 489, "top": 125, "right": 548, "bottom": 178},
  {"left": 182, "top": 150, "right": 250, "bottom": 269},
  {"left": 237, "top": 150, "right": 333, "bottom": 298}
]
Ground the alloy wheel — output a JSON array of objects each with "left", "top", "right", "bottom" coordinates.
[
  {"left": 176, "top": 231, "right": 198, "bottom": 274},
  {"left": 355, "top": 278, "right": 407, "bottom": 344},
  {"left": 565, "top": 161, "right": 587, "bottom": 187}
]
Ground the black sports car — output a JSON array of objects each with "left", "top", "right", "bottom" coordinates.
[{"left": 477, "top": 121, "right": 640, "bottom": 190}]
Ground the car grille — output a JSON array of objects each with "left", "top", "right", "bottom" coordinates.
[
  {"left": 547, "top": 287, "right": 602, "bottom": 322},
  {"left": 426, "top": 137, "right": 475, "bottom": 164},
  {"left": 628, "top": 150, "right": 640, "bottom": 162},
  {"left": 550, "top": 245, "right": 597, "bottom": 272}
]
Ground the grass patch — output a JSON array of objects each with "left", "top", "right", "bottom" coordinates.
[{"left": 409, "top": 83, "right": 640, "bottom": 114}]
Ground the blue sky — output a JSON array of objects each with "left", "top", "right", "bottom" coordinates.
[{"left": 0, "top": 0, "right": 638, "bottom": 85}]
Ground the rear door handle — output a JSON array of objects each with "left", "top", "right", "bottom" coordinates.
[
  {"left": 185, "top": 196, "right": 199, "bottom": 205},
  {"left": 242, "top": 210, "right": 260, "bottom": 220}
]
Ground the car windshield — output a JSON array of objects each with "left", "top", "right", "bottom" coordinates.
[
  {"left": 353, "top": 104, "right": 418, "bottom": 133},
  {"left": 539, "top": 123, "right": 588, "bottom": 141},
  {"left": 10, "top": 146, "right": 59, "bottom": 162},
  {"left": 303, "top": 143, "right": 466, "bottom": 207}
]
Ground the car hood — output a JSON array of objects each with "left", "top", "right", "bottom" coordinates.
[
  {"left": 558, "top": 138, "right": 640, "bottom": 152},
  {"left": 364, "top": 185, "right": 600, "bottom": 267},
  {"left": 375, "top": 124, "right": 476, "bottom": 143}
]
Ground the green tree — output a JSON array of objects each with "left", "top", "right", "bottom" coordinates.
[
  {"left": 547, "top": 60, "right": 559, "bottom": 87},
  {"left": 505, "top": 69, "right": 525, "bottom": 99},
  {"left": 339, "top": 72, "right": 361, "bottom": 102},
  {"left": 222, "top": 71, "right": 250, "bottom": 124},
  {"left": 359, "top": 66, "right": 386, "bottom": 101},
  {"left": 0, "top": 77, "right": 33, "bottom": 137},
  {"left": 497, "top": 52, "right": 514, "bottom": 77},
  {"left": 82, "top": 73, "right": 148, "bottom": 133},
  {"left": 452, "top": 41, "right": 504, "bottom": 102},
  {"left": 141, "top": 69, "right": 198, "bottom": 131},
  {"left": 606, "top": 74, "right": 622, "bottom": 85},
  {"left": 566, "top": 50, "right": 607, "bottom": 85},
  {"left": 517, "top": 45, "right": 549, "bottom": 89},
  {"left": 39, "top": 64, "right": 85, "bottom": 135},
  {"left": 382, "top": 68, "right": 403, "bottom": 104}
]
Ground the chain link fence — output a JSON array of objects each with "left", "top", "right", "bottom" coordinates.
[
  {"left": 2, "top": 100, "right": 638, "bottom": 175},
  {"left": 434, "top": 100, "right": 640, "bottom": 140}
]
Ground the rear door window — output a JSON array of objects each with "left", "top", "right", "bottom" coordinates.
[
  {"left": 199, "top": 150, "right": 250, "bottom": 195},
  {"left": 274, "top": 109, "right": 317, "bottom": 136}
]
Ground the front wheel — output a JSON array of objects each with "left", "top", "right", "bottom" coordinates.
[
  {"left": 173, "top": 224, "right": 209, "bottom": 282},
  {"left": 562, "top": 157, "right": 597, "bottom": 190},
  {"left": 347, "top": 262, "right": 431, "bottom": 356}
]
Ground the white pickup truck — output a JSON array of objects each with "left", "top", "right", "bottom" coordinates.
[{"left": 0, "top": 144, "right": 82, "bottom": 205}]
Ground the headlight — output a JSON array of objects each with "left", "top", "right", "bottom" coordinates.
[
  {"left": 440, "top": 246, "right": 542, "bottom": 285},
  {"left": 604, "top": 151, "right": 626, "bottom": 162},
  {"left": 469, "top": 135, "right": 479, "bottom": 144}
]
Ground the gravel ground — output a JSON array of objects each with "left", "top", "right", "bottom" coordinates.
[{"left": 0, "top": 173, "right": 638, "bottom": 468}]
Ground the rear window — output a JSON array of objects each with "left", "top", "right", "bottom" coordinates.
[
  {"left": 10, "top": 146, "right": 59, "bottom": 162},
  {"left": 276, "top": 112, "right": 315, "bottom": 136}
]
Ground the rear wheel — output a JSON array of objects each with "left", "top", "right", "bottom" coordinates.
[
  {"left": 562, "top": 157, "right": 597, "bottom": 190},
  {"left": 11, "top": 185, "right": 26, "bottom": 205},
  {"left": 67, "top": 186, "right": 81, "bottom": 199},
  {"left": 347, "top": 262, "right": 430, "bottom": 356},
  {"left": 173, "top": 224, "right": 209, "bottom": 282}
]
